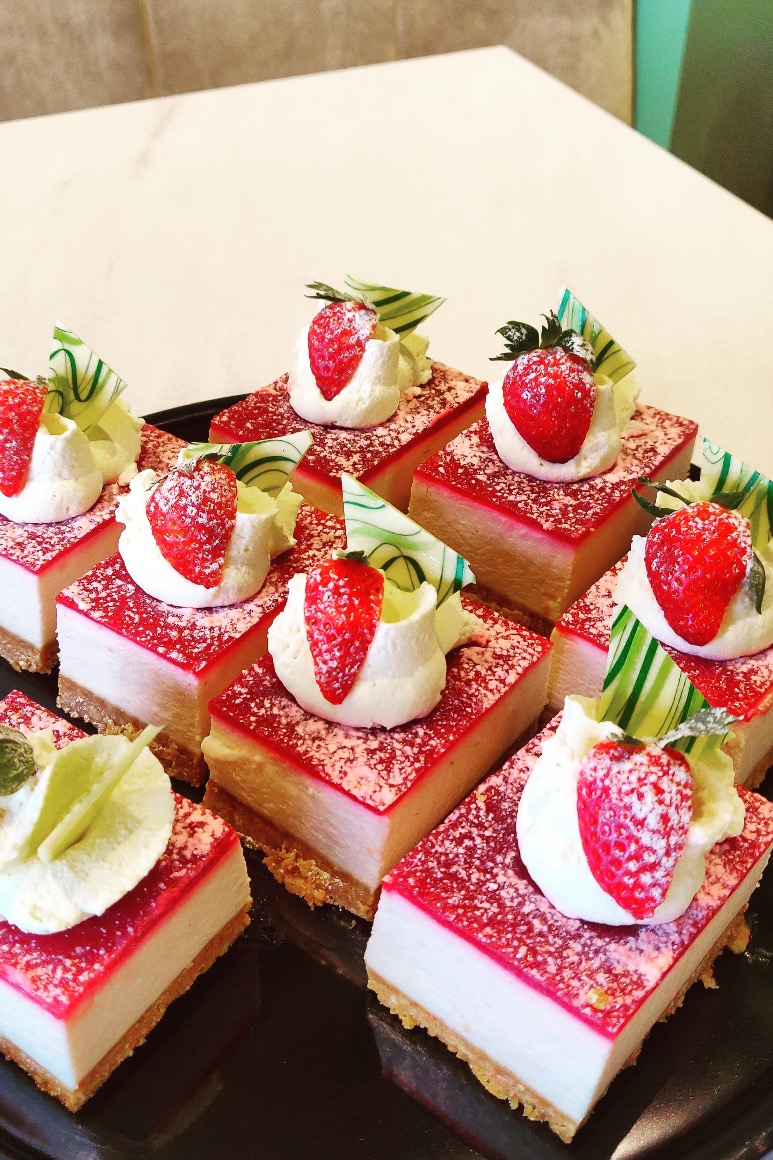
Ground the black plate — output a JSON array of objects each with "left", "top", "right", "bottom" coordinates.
[{"left": 0, "top": 398, "right": 771, "bottom": 1160}]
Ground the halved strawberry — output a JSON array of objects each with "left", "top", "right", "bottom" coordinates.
[
  {"left": 576, "top": 739, "right": 692, "bottom": 920},
  {"left": 304, "top": 556, "right": 384, "bottom": 704},
  {"left": 146, "top": 459, "right": 237, "bottom": 589},
  {"left": 0, "top": 379, "right": 47, "bottom": 498},
  {"left": 645, "top": 501, "right": 752, "bottom": 646},
  {"left": 307, "top": 300, "right": 378, "bottom": 400},
  {"left": 502, "top": 346, "right": 596, "bottom": 463}
]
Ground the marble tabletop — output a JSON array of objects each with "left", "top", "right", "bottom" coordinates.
[{"left": 1, "top": 46, "right": 772, "bottom": 472}]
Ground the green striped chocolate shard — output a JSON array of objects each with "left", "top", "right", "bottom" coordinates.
[
  {"left": 45, "top": 322, "right": 128, "bottom": 433},
  {"left": 598, "top": 604, "right": 730, "bottom": 759},
  {"left": 179, "top": 431, "right": 312, "bottom": 498},
  {"left": 341, "top": 473, "right": 474, "bottom": 607},
  {"left": 557, "top": 288, "right": 636, "bottom": 385},
  {"left": 344, "top": 277, "right": 445, "bottom": 336},
  {"left": 701, "top": 438, "right": 773, "bottom": 551}
]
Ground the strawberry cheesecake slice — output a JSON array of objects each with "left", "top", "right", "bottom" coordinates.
[
  {"left": 366, "top": 643, "right": 773, "bottom": 1141},
  {"left": 550, "top": 445, "right": 773, "bottom": 786},
  {"left": 0, "top": 325, "right": 181, "bottom": 672},
  {"left": 0, "top": 691, "right": 251, "bottom": 1111},
  {"left": 408, "top": 291, "right": 697, "bottom": 627},
  {"left": 203, "top": 483, "right": 550, "bottom": 917},
  {"left": 210, "top": 278, "right": 486, "bottom": 515}
]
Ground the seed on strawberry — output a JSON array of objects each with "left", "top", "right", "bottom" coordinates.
[
  {"left": 0, "top": 379, "right": 47, "bottom": 498},
  {"left": 645, "top": 501, "right": 752, "bottom": 646},
  {"left": 146, "top": 459, "right": 237, "bottom": 589},
  {"left": 502, "top": 346, "right": 596, "bottom": 463},
  {"left": 308, "top": 300, "right": 378, "bottom": 400},
  {"left": 304, "top": 556, "right": 384, "bottom": 704},
  {"left": 576, "top": 739, "right": 692, "bottom": 920}
]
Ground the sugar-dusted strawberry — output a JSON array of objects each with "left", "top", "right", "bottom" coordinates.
[
  {"left": 645, "top": 501, "right": 752, "bottom": 646},
  {"left": 146, "top": 459, "right": 238, "bottom": 589},
  {"left": 502, "top": 347, "right": 596, "bottom": 463},
  {"left": 0, "top": 379, "right": 47, "bottom": 498},
  {"left": 308, "top": 300, "right": 378, "bottom": 401},
  {"left": 304, "top": 556, "right": 384, "bottom": 704},
  {"left": 576, "top": 739, "right": 692, "bottom": 920}
]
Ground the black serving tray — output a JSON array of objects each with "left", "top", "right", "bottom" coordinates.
[{"left": 0, "top": 397, "right": 771, "bottom": 1160}]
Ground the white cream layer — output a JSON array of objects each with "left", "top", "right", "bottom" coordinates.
[
  {"left": 117, "top": 470, "right": 300, "bottom": 608},
  {"left": 486, "top": 372, "right": 638, "bottom": 482},
  {"left": 517, "top": 696, "right": 744, "bottom": 925},
  {"left": 268, "top": 576, "right": 480, "bottom": 728}
]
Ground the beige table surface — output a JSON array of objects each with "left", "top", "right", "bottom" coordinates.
[{"left": 1, "top": 46, "right": 772, "bottom": 471}]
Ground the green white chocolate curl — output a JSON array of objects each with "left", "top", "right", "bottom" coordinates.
[
  {"left": 341, "top": 474, "right": 474, "bottom": 607},
  {"left": 556, "top": 288, "right": 636, "bottom": 385},
  {"left": 598, "top": 604, "right": 731, "bottom": 759},
  {"left": 701, "top": 438, "right": 773, "bottom": 551},
  {"left": 45, "top": 322, "right": 128, "bottom": 433},
  {"left": 178, "top": 432, "right": 312, "bottom": 498},
  {"left": 343, "top": 277, "right": 445, "bottom": 336}
]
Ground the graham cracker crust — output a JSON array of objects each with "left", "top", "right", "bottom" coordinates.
[
  {"left": 367, "top": 909, "right": 750, "bottom": 1143},
  {"left": 58, "top": 676, "right": 207, "bottom": 786},
  {"left": 0, "top": 903, "right": 250, "bottom": 1112},
  {"left": 204, "top": 781, "right": 377, "bottom": 920},
  {"left": 0, "top": 624, "right": 57, "bottom": 674}
]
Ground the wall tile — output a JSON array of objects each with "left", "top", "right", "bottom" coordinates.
[
  {"left": 0, "top": 0, "right": 154, "bottom": 121},
  {"left": 394, "top": 0, "right": 634, "bottom": 122},
  {"left": 146, "top": 0, "right": 396, "bottom": 95}
]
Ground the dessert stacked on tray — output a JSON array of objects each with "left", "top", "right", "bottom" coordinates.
[{"left": 0, "top": 281, "right": 771, "bottom": 1145}]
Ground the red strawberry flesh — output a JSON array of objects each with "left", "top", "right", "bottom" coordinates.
[
  {"left": 645, "top": 501, "right": 752, "bottom": 646},
  {"left": 146, "top": 459, "right": 237, "bottom": 589},
  {"left": 0, "top": 380, "right": 47, "bottom": 498},
  {"left": 502, "top": 346, "right": 596, "bottom": 464},
  {"left": 308, "top": 301, "right": 378, "bottom": 401},
  {"left": 576, "top": 739, "right": 692, "bottom": 920},
  {"left": 304, "top": 557, "right": 384, "bottom": 704}
]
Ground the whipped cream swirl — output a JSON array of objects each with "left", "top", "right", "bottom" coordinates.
[
  {"left": 517, "top": 696, "right": 744, "bottom": 925},
  {"left": 117, "top": 462, "right": 301, "bottom": 608},
  {"left": 486, "top": 372, "right": 638, "bottom": 482},
  {"left": 0, "top": 413, "right": 103, "bottom": 524},
  {"left": 269, "top": 573, "right": 481, "bottom": 728}
]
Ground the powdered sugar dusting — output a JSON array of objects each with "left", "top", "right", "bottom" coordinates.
[
  {"left": 57, "top": 506, "right": 344, "bottom": 673},
  {"left": 416, "top": 407, "right": 697, "bottom": 543},
  {"left": 210, "top": 600, "right": 550, "bottom": 813},
  {"left": 0, "top": 693, "right": 237, "bottom": 1018},
  {"left": 0, "top": 691, "right": 83, "bottom": 748},
  {"left": 557, "top": 562, "right": 773, "bottom": 720},
  {"left": 209, "top": 363, "right": 486, "bottom": 480},
  {"left": 0, "top": 425, "right": 183, "bottom": 575},
  {"left": 385, "top": 718, "right": 773, "bottom": 1037}
]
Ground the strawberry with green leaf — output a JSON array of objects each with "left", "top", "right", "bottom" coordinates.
[
  {"left": 146, "top": 459, "right": 238, "bottom": 589},
  {"left": 305, "top": 282, "right": 378, "bottom": 401}
]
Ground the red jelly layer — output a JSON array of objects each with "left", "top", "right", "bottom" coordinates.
[
  {"left": 56, "top": 505, "right": 344, "bottom": 675},
  {"left": 0, "top": 692, "right": 240, "bottom": 1019},
  {"left": 209, "top": 363, "right": 486, "bottom": 484},
  {"left": 209, "top": 600, "right": 551, "bottom": 815},
  {"left": 384, "top": 716, "right": 773, "bottom": 1039},
  {"left": 0, "top": 425, "right": 183, "bottom": 575},
  {"left": 414, "top": 408, "right": 698, "bottom": 545},
  {"left": 557, "top": 561, "right": 773, "bottom": 721}
]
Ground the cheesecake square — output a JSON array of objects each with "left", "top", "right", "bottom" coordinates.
[
  {"left": 0, "top": 424, "right": 183, "bottom": 673},
  {"left": 549, "top": 559, "right": 773, "bottom": 787},
  {"left": 56, "top": 505, "right": 344, "bottom": 786},
  {"left": 0, "top": 691, "right": 251, "bottom": 1112},
  {"left": 365, "top": 717, "right": 773, "bottom": 1142},
  {"left": 202, "top": 600, "right": 551, "bottom": 919},
  {"left": 408, "top": 406, "right": 697, "bottom": 629},
  {"left": 209, "top": 363, "right": 487, "bottom": 517}
]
